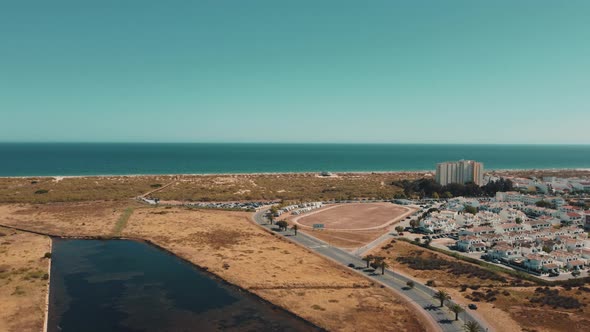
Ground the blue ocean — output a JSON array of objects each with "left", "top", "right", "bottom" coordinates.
[{"left": 1, "top": 143, "right": 589, "bottom": 176}]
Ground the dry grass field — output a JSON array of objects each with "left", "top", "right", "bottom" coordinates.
[
  {"left": 0, "top": 203, "right": 430, "bottom": 332},
  {"left": 372, "top": 240, "right": 590, "bottom": 332},
  {"left": 0, "top": 227, "right": 50, "bottom": 332}
]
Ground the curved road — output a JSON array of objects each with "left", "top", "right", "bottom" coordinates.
[{"left": 253, "top": 209, "right": 493, "bottom": 332}]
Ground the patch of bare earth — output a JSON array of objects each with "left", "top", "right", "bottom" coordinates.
[{"left": 0, "top": 227, "right": 50, "bottom": 332}]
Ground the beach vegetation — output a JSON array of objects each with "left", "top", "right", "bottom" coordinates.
[{"left": 34, "top": 189, "right": 49, "bottom": 195}]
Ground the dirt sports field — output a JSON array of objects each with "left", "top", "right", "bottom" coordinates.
[
  {"left": 294, "top": 203, "right": 412, "bottom": 231},
  {"left": 0, "top": 202, "right": 430, "bottom": 332}
]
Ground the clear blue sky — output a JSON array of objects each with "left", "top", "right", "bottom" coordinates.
[{"left": 1, "top": 1, "right": 589, "bottom": 144}]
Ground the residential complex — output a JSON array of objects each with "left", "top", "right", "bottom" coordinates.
[
  {"left": 436, "top": 160, "right": 484, "bottom": 186},
  {"left": 417, "top": 177, "right": 589, "bottom": 278}
]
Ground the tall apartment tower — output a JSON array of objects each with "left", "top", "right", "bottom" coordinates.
[{"left": 435, "top": 160, "right": 484, "bottom": 186}]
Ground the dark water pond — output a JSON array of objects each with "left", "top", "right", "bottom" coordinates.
[{"left": 47, "top": 239, "right": 322, "bottom": 332}]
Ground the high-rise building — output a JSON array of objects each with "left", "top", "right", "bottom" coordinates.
[{"left": 436, "top": 160, "right": 484, "bottom": 186}]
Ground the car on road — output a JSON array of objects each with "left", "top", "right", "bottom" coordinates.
[
  {"left": 468, "top": 304, "right": 478, "bottom": 310},
  {"left": 347, "top": 263, "right": 356, "bottom": 268}
]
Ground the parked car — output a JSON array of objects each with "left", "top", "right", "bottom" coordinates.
[
  {"left": 468, "top": 304, "right": 478, "bottom": 310},
  {"left": 347, "top": 263, "right": 356, "bottom": 268}
]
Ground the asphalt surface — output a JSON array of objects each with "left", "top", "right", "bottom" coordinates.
[{"left": 253, "top": 209, "right": 493, "bottom": 332}]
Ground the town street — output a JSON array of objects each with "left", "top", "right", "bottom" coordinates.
[{"left": 253, "top": 210, "right": 493, "bottom": 332}]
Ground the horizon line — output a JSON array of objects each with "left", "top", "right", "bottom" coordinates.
[{"left": 1, "top": 141, "right": 590, "bottom": 146}]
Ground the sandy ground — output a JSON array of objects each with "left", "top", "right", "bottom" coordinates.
[
  {"left": 287, "top": 203, "right": 415, "bottom": 251},
  {"left": 294, "top": 203, "right": 410, "bottom": 230},
  {"left": 0, "top": 203, "right": 430, "bottom": 332},
  {"left": 301, "top": 229, "right": 387, "bottom": 250},
  {"left": 0, "top": 227, "right": 51, "bottom": 332},
  {"left": 372, "top": 240, "right": 590, "bottom": 332}
]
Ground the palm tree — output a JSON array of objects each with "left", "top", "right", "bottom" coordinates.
[
  {"left": 268, "top": 213, "right": 275, "bottom": 225},
  {"left": 449, "top": 304, "right": 464, "bottom": 321},
  {"left": 371, "top": 256, "right": 384, "bottom": 270},
  {"left": 462, "top": 321, "right": 482, "bottom": 332},
  {"left": 433, "top": 290, "right": 451, "bottom": 307},
  {"left": 291, "top": 224, "right": 298, "bottom": 236},
  {"left": 406, "top": 281, "right": 415, "bottom": 289},
  {"left": 379, "top": 260, "right": 389, "bottom": 275},
  {"left": 362, "top": 255, "right": 374, "bottom": 268}
]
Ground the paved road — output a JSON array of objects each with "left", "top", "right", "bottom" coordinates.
[{"left": 253, "top": 209, "right": 493, "bottom": 332}]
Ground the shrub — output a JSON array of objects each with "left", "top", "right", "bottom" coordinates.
[
  {"left": 426, "top": 280, "right": 436, "bottom": 287},
  {"left": 406, "top": 281, "right": 415, "bottom": 289},
  {"left": 34, "top": 189, "right": 49, "bottom": 194},
  {"left": 43, "top": 252, "right": 52, "bottom": 259},
  {"left": 530, "top": 288, "right": 582, "bottom": 309}
]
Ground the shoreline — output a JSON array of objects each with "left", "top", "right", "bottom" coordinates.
[
  {"left": 43, "top": 239, "right": 52, "bottom": 332},
  {"left": 1, "top": 167, "right": 589, "bottom": 179}
]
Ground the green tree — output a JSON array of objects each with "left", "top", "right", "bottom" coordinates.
[
  {"left": 433, "top": 290, "right": 451, "bottom": 307},
  {"left": 395, "top": 226, "right": 404, "bottom": 233},
  {"left": 449, "top": 304, "right": 464, "bottom": 321},
  {"left": 362, "top": 255, "right": 374, "bottom": 268},
  {"left": 409, "top": 219, "right": 419, "bottom": 229},
  {"left": 442, "top": 191, "right": 453, "bottom": 199},
  {"left": 515, "top": 217, "right": 523, "bottom": 224},
  {"left": 432, "top": 192, "right": 440, "bottom": 199},
  {"left": 406, "top": 281, "right": 415, "bottom": 289},
  {"left": 535, "top": 200, "right": 554, "bottom": 208},
  {"left": 270, "top": 205, "right": 279, "bottom": 215},
  {"left": 268, "top": 213, "right": 275, "bottom": 225},
  {"left": 462, "top": 321, "right": 482, "bottom": 332},
  {"left": 291, "top": 224, "right": 298, "bottom": 236},
  {"left": 276, "top": 220, "right": 289, "bottom": 231},
  {"left": 463, "top": 205, "right": 478, "bottom": 215},
  {"left": 370, "top": 256, "right": 384, "bottom": 270}
]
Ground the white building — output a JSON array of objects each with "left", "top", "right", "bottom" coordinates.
[{"left": 436, "top": 160, "right": 484, "bottom": 186}]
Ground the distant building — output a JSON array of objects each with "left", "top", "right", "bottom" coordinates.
[{"left": 435, "top": 160, "right": 484, "bottom": 186}]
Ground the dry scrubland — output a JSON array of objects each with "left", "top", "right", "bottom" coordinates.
[
  {"left": 0, "top": 172, "right": 427, "bottom": 203},
  {"left": 372, "top": 240, "right": 590, "bottom": 332},
  {"left": 0, "top": 202, "right": 429, "bottom": 332},
  {"left": 1, "top": 169, "right": 589, "bottom": 204},
  {"left": 0, "top": 227, "right": 50, "bottom": 332}
]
